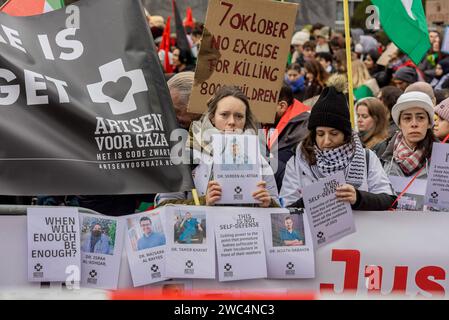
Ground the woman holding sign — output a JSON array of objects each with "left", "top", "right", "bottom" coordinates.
[
  {"left": 280, "top": 85, "right": 396, "bottom": 210},
  {"left": 378, "top": 92, "right": 438, "bottom": 211},
  {"left": 155, "top": 86, "right": 279, "bottom": 208},
  {"left": 380, "top": 92, "right": 437, "bottom": 177}
]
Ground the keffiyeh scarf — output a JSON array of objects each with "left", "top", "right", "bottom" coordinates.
[
  {"left": 310, "top": 132, "right": 366, "bottom": 188},
  {"left": 393, "top": 132, "right": 425, "bottom": 175}
]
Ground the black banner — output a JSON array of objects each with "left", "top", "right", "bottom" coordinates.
[{"left": 0, "top": 0, "right": 193, "bottom": 195}]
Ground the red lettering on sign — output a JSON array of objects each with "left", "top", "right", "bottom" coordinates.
[
  {"left": 320, "top": 249, "right": 360, "bottom": 294},
  {"left": 210, "top": 35, "right": 230, "bottom": 50},
  {"left": 365, "top": 265, "right": 382, "bottom": 294},
  {"left": 320, "top": 249, "right": 448, "bottom": 297},
  {"left": 218, "top": 3, "right": 289, "bottom": 39},
  {"left": 219, "top": 2, "right": 234, "bottom": 27},
  {"left": 390, "top": 266, "right": 408, "bottom": 294},
  {"left": 279, "top": 22, "right": 288, "bottom": 39},
  {"left": 415, "top": 266, "right": 445, "bottom": 297}
]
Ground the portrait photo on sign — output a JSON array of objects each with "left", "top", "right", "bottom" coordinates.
[
  {"left": 81, "top": 217, "right": 116, "bottom": 255},
  {"left": 173, "top": 210, "right": 206, "bottom": 245},
  {"left": 271, "top": 213, "right": 305, "bottom": 247},
  {"left": 127, "top": 213, "right": 166, "bottom": 251},
  {"left": 218, "top": 135, "right": 257, "bottom": 171}
]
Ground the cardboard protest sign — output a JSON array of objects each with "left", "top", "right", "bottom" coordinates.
[
  {"left": 164, "top": 206, "right": 215, "bottom": 279},
  {"left": 377, "top": 43, "right": 398, "bottom": 67},
  {"left": 0, "top": 0, "right": 192, "bottom": 195},
  {"left": 426, "top": 0, "right": 449, "bottom": 24},
  {"left": 390, "top": 176, "right": 427, "bottom": 211},
  {"left": 260, "top": 208, "right": 315, "bottom": 279},
  {"left": 27, "top": 207, "right": 80, "bottom": 282},
  {"left": 125, "top": 210, "right": 167, "bottom": 287},
  {"left": 214, "top": 207, "right": 267, "bottom": 282},
  {"left": 212, "top": 134, "right": 261, "bottom": 204},
  {"left": 187, "top": 0, "right": 298, "bottom": 123},
  {"left": 302, "top": 171, "right": 355, "bottom": 249},
  {"left": 79, "top": 213, "right": 125, "bottom": 290},
  {"left": 425, "top": 143, "right": 449, "bottom": 210}
]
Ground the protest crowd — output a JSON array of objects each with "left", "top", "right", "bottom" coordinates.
[
  {"left": 1, "top": 1, "right": 447, "bottom": 215},
  {"left": 133, "top": 5, "right": 449, "bottom": 214},
  {"left": 2, "top": 0, "right": 449, "bottom": 300}
]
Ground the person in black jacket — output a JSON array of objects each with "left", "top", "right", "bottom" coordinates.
[
  {"left": 280, "top": 86, "right": 396, "bottom": 211},
  {"left": 267, "top": 85, "right": 311, "bottom": 191}
]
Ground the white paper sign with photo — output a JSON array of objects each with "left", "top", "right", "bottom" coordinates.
[
  {"left": 124, "top": 210, "right": 167, "bottom": 287},
  {"left": 260, "top": 208, "right": 315, "bottom": 279},
  {"left": 164, "top": 205, "right": 216, "bottom": 279},
  {"left": 79, "top": 212, "right": 125, "bottom": 289},
  {"left": 212, "top": 134, "right": 261, "bottom": 204}
]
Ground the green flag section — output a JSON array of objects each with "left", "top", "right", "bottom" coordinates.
[
  {"left": 354, "top": 85, "right": 374, "bottom": 101},
  {"left": 0, "top": 0, "right": 63, "bottom": 16},
  {"left": 45, "top": 0, "right": 64, "bottom": 11},
  {"left": 371, "top": 0, "right": 430, "bottom": 65}
]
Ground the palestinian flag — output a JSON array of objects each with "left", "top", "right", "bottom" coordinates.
[
  {"left": 371, "top": 0, "right": 430, "bottom": 65},
  {"left": 0, "top": 0, "right": 64, "bottom": 16}
]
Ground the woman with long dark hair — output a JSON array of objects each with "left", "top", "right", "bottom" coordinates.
[
  {"left": 302, "top": 60, "right": 329, "bottom": 101},
  {"left": 356, "top": 97, "right": 389, "bottom": 154}
]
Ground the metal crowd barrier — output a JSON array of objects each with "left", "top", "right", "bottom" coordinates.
[{"left": 0, "top": 205, "right": 102, "bottom": 216}]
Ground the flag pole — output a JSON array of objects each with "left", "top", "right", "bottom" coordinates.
[
  {"left": 343, "top": 0, "right": 355, "bottom": 129},
  {"left": 191, "top": 189, "right": 200, "bottom": 206},
  {"left": 0, "top": 0, "right": 11, "bottom": 11}
]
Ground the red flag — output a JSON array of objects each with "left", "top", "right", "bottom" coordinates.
[
  {"left": 184, "top": 7, "right": 195, "bottom": 30},
  {"left": 158, "top": 16, "right": 173, "bottom": 73}
]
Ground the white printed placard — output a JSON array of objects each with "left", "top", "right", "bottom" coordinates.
[
  {"left": 302, "top": 171, "right": 355, "bottom": 248},
  {"left": 192, "top": 162, "right": 212, "bottom": 197},
  {"left": 212, "top": 134, "right": 261, "bottom": 204},
  {"left": 425, "top": 143, "right": 449, "bottom": 209},
  {"left": 79, "top": 213, "right": 125, "bottom": 289},
  {"left": 390, "top": 175, "right": 427, "bottom": 211},
  {"left": 192, "top": 150, "right": 212, "bottom": 197},
  {"left": 214, "top": 207, "right": 267, "bottom": 282},
  {"left": 164, "top": 205, "right": 215, "bottom": 279},
  {"left": 124, "top": 209, "right": 167, "bottom": 287},
  {"left": 260, "top": 208, "right": 315, "bottom": 278},
  {"left": 27, "top": 207, "right": 81, "bottom": 282}
]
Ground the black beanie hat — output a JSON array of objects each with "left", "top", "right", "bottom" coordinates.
[
  {"left": 308, "top": 86, "right": 352, "bottom": 135},
  {"left": 393, "top": 66, "right": 418, "bottom": 84}
]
